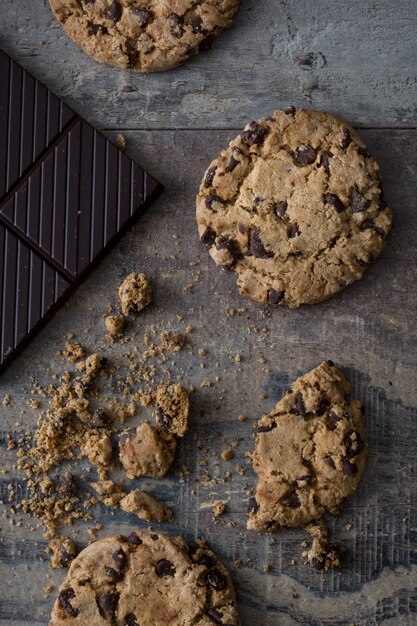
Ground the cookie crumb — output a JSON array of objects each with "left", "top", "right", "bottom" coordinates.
[
  {"left": 115, "top": 133, "right": 127, "bottom": 151},
  {"left": 105, "top": 315, "right": 125, "bottom": 339},
  {"left": 213, "top": 501, "right": 226, "bottom": 518},
  {"left": 63, "top": 341, "right": 85, "bottom": 363},
  {"left": 120, "top": 489, "right": 173, "bottom": 522},
  {"left": 221, "top": 449, "right": 234, "bottom": 461},
  {"left": 118, "top": 273, "right": 152, "bottom": 316}
]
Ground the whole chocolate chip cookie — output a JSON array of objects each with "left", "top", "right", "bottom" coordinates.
[
  {"left": 50, "top": 531, "right": 240, "bottom": 625},
  {"left": 49, "top": 0, "right": 240, "bottom": 72},
  {"left": 247, "top": 361, "right": 367, "bottom": 531},
  {"left": 196, "top": 108, "right": 392, "bottom": 307}
]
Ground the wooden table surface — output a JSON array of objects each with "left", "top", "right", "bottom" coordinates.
[{"left": 1, "top": 1, "right": 417, "bottom": 625}]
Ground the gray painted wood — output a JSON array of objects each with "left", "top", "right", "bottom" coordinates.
[
  {"left": 0, "top": 128, "right": 417, "bottom": 625},
  {"left": 0, "top": 1, "right": 416, "bottom": 129},
  {"left": 0, "top": 0, "right": 417, "bottom": 624}
]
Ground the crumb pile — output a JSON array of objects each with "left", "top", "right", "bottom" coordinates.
[{"left": 4, "top": 273, "right": 194, "bottom": 567}]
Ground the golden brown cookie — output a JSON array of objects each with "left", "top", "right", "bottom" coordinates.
[
  {"left": 49, "top": 0, "right": 240, "bottom": 72},
  {"left": 247, "top": 361, "right": 367, "bottom": 531},
  {"left": 50, "top": 531, "right": 241, "bottom": 625},
  {"left": 196, "top": 108, "right": 392, "bottom": 307}
]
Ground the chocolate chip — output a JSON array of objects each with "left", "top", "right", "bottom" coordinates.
[
  {"left": 199, "top": 34, "right": 215, "bottom": 51},
  {"left": 207, "top": 568, "right": 227, "bottom": 590},
  {"left": 124, "top": 614, "right": 140, "bottom": 626},
  {"left": 268, "top": 289, "right": 285, "bottom": 305},
  {"left": 238, "top": 224, "right": 248, "bottom": 234},
  {"left": 241, "top": 121, "right": 268, "bottom": 147},
  {"left": 360, "top": 219, "right": 385, "bottom": 238},
  {"left": 247, "top": 497, "right": 260, "bottom": 514},
  {"left": 131, "top": 8, "right": 151, "bottom": 26},
  {"left": 60, "top": 473, "right": 77, "bottom": 497},
  {"left": 340, "top": 128, "right": 352, "bottom": 150},
  {"left": 255, "top": 421, "right": 277, "bottom": 433},
  {"left": 91, "top": 408, "right": 110, "bottom": 428},
  {"left": 168, "top": 13, "right": 184, "bottom": 38},
  {"left": 291, "top": 393, "right": 305, "bottom": 416},
  {"left": 156, "top": 407, "right": 173, "bottom": 430},
  {"left": 274, "top": 200, "right": 288, "bottom": 217},
  {"left": 88, "top": 23, "right": 108, "bottom": 35},
  {"left": 326, "top": 409, "right": 341, "bottom": 431},
  {"left": 324, "top": 193, "right": 344, "bottom": 213},
  {"left": 325, "top": 455, "right": 336, "bottom": 469},
  {"left": 97, "top": 592, "right": 119, "bottom": 619},
  {"left": 105, "top": 566, "right": 122, "bottom": 582},
  {"left": 249, "top": 230, "right": 274, "bottom": 259},
  {"left": 188, "top": 15, "right": 203, "bottom": 33},
  {"left": 355, "top": 255, "right": 370, "bottom": 268},
  {"left": 358, "top": 147, "right": 371, "bottom": 158},
  {"left": 343, "top": 430, "right": 364, "bottom": 458},
  {"left": 60, "top": 545, "right": 76, "bottom": 568},
  {"left": 318, "top": 150, "right": 333, "bottom": 174},
  {"left": 216, "top": 237, "right": 241, "bottom": 262},
  {"left": 155, "top": 558, "right": 176, "bottom": 577},
  {"left": 327, "top": 359, "right": 335, "bottom": 366},
  {"left": 127, "top": 532, "right": 142, "bottom": 546},
  {"left": 105, "top": 0, "right": 122, "bottom": 21},
  {"left": 151, "top": 533, "right": 159, "bottom": 541},
  {"left": 289, "top": 223, "right": 300, "bottom": 238},
  {"left": 204, "top": 166, "right": 216, "bottom": 187},
  {"left": 198, "top": 553, "right": 214, "bottom": 568},
  {"left": 281, "top": 491, "right": 301, "bottom": 508},
  {"left": 349, "top": 187, "right": 369, "bottom": 213},
  {"left": 58, "top": 588, "right": 79, "bottom": 617},
  {"left": 205, "top": 194, "right": 224, "bottom": 211},
  {"left": 311, "top": 556, "right": 325, "bottom": 570},
  {"left": 342, "top": 457, "right": 358, "bottom": 475},
  {"left": 285, "top": 105, "right": 296, "bottom": 116},
  {"left": 112, "top": 548, "right": 127, "bottom": 571},
  {"left": 207, "top": 608, "right": 223, "bottom": 623},
  {"left": 295, "top": 145, "right": 317, "bottom": 165},
  {"left": 226, "top": 155, "right": 240, "bottom": 173},
  {"left": 200, "top": 227, "right": 217, "bottom": 246}
]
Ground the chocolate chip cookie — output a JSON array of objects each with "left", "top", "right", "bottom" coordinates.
[
  {"left": 50, "top": 531, "right": 240, "bottom": 625},
  {"left": 247, "top": 361, "right": 367, "bottom": 531},
  {"left": 196, "top": 108, "right": 392, "bottom": 307},
  {"left": 49, "top": 0, "right": 240, "bottom": 72}
]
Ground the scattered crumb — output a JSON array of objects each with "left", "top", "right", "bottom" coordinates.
[
  {"left": 213, "top": 501, "right": 226, "bottom": 518},
  {"left": 221, "top": 449, "right": 234, "bottom": 461},
  {"left": 238, "top": 414, "right": 247, "bottom": 422},
  {"left": 2, "top": 394, "right": 10, "bottom": 407},
  {"left": 120, "top": 489, "right": 173, "bottom": 522},
  {"left": 105, "top": 315, "right": 125, "bottom": 340},
  {"left": 48, "top": 536, "right": 77, "bottom": 569},
  {"left": 304, "top": 520, "right": 342, "bottom": 571},
  {"left": 160, "top": 331, "right": 186, "bottom": 352},
  {"left": 115, "top": 133, "right": 127, "bottom": 151},
  {"left": 63, "top": 342, "right": 85, "bottom": 363},
  {"left": 118, "top": 273, "right": 152, "bottom": 316}
]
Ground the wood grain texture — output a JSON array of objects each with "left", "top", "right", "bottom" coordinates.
[
  {"left": 0, "top": 128, "right": 416, "bottom": 625},
  {"left": 1, "top": 0, "right": 417, "bottom": 624},
  {"left": 0, "top": 1, "right": 415, "bottom": 129}
]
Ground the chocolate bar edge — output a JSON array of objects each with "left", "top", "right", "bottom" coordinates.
[{"left": 0, "top": 178, "right": 162, "bottom": 376}]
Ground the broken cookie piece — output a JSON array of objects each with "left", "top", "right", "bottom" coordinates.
[
  {"left": 90, "top": 481, "right": 125, "bottom": 508},
  {"left": 63, "top": 341, "right": 85, "bottom": 363},
  {"left": 247, "top": 361, "right": 367, "bottom": 532},
  {"left": 120, "top": 489, "right": 174, "bottom": 522},
  {"left": 303, "top": 520, "right": 342, "bottom": 571},
  {"left": 48, "top": 536, "right": 77, "bottom": 569},
  {"left": 119, "top": 423, "right": 176, "bottom": 478},
  {"left": 118, "top": 272, "right": 152, "bottom": 316},
  {"left": 155, "top": 384, "right": 190, "bottom": 437},
  {"left": 105, "top": 315, "right": 125, "bottom": 340}
]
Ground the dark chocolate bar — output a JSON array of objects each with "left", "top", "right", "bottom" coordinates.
[{"left": 0, "top": 49, "right": 162, "bottom": 373}]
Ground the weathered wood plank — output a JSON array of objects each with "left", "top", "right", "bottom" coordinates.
[
  {"left": 0, "top": 1, "right": 416, "bottom": 130},
  {"left": 0, "top": 128, "right": 416, "bottom": 625}
]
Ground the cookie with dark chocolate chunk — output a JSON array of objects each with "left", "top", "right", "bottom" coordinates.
[
  {"left": 196, "top": 108, "right": 392, "bottom": 307},
  {"left": 49, "top": 0, "right": 240, "bottom": 72},
  {"left": 50, "top": 531, "right": 240, "bottom": 625},
  {"left": 248, "top": 361, "right": 367, "bottom": 531}
]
